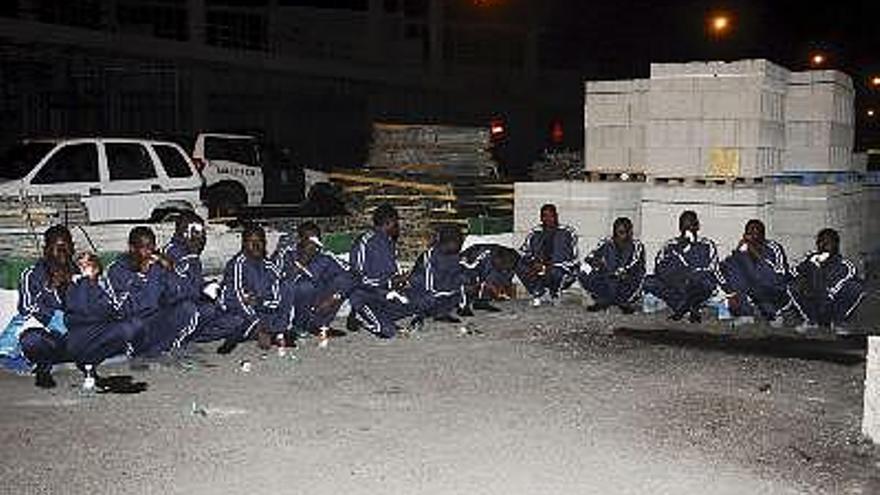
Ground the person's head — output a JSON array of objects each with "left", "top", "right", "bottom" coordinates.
[
  {"left": 241, "top": 222, "right": 266, "bottom": 260},
  {"left": 175, "top": 211, "right": 206, "bottom": 255},
  {"left": 491, "top": 246, "right": 519, "bottom": 273},
  {"left": 43, "top": 225, "right": 73, "bottom": 266},
  {"left": 816, "top": 228, "right": 840, "bottom": 255},
  {"left": 612, "top": 217, "right": 634, "bottom": 246},
  {"left": 128, "top": 226, "right": 157, "bottom": 266},
  {"left": 743, "top": 219, "right": 766, "bottom": 246},
  {"left": 373, "top": 203, "right": 400, "bottom": 241},
  {"left": 435, "top": 224, "right": 463, "bottom": 255},
  {"left": 296, "top": 221, "right": 322, "bottom": 263},
  {"left": 540, "top": 204, "right": 559, "bottom": 230},
  {"left": 678, "top": 210, "right": 700, "bottom": 236}
]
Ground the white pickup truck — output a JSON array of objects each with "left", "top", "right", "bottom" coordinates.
[{"left": 193, "top": 133, "right": 334, "bottom": 217}]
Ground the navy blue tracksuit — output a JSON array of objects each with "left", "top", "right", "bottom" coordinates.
[
  {"left": 579, "top": 238, "right": 646, "bottom": 306},
  {"left": 2, "top": 260, "right": 73, "bottom": 369},
  {"left": 271, "top": 233, "right": 300, "bottom": 280},
  {"left": 280, "top": 251, "right": 353, "bottom": 333},
  {"left": 163, "top": 237, "right": 240, "bottom": 344},
  {"left": 217, "top": 252, "right": 286, "bottom": 341},
  {"left": 791, "top": 253, "right": 865, "bottom": 326},
  {"left": 720, "top": 240, "right": 792, "bottom": 319},
  {"left": 644, "top": 236, "right": 721, "bottom": 315},
  {"left": 348, "top": 229, "right": 411, "bottom": 337},
  {"left": 64, "top": 274, "right": 146, "bottom": 366},
  {"left": 517, "top": 225, "right": 580, "bottom": 298},
  {"left": 65, "top": 255, "right": 196, "bottom": 365},
  {"left": 460, "top": 244, "right": 518, "bottom": 303},
  {"left": 407, "top": 247, "right": 465, "bottom": 319}
]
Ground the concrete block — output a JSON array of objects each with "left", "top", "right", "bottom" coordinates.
[
  {"left": 645, "top": 147, "right": 702, "bottom": 176},
  {"left": 783, "top": 147, "right": 853, "bottom": 172},
  {"left": 586, "top": 80, "right": 636, "bottom": 94},
  {"left": 587, "top": 147, "right": 629, "bottom": 170},
  {"left": 649, "top": 92, "right": 702, "bottom": 120}
]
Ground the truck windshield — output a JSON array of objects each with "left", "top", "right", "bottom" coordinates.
[
  {"left": 0, "top": 142, "right": 55, "bottom": 180},
  {"left": 205, "top": 137, "right": 261, "bottom": 167}
]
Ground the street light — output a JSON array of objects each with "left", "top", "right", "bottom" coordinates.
[
  {"left": 810, "top": 53, "right": 827, "bottom": 67},
  {"left": 871, "top": 76, "right": 880, "bottom": 88},
  {"left": 869, "top": 109, "right": 877, "bottom": 118},
  {"left": 707, "top": 13, "right": 732, "bottom": 38}
]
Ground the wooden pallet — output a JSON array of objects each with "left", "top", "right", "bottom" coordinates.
[
  {"left": 585, "top": 171, "right": 647, "bottom": 182},
  {"left": 648, "top": 176, "right": 766, "bottom": 186}
]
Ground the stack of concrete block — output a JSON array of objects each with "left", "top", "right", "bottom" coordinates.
[
  {"left": 771, "top": 183, "right": 863, "bottom": 264},
  {"left": 863, "top": 177, "right": 880, "bottom": 258},
  {"left": 646, "top": 59, "right": 788, "bottom": 178},
  {"left": 784, "top": 71, "right": 855, "bottom": 172},
  {"left": 639, "top": 183, "right": 774, "bottom": 269},
  {"left": 584, "top": 80, "right": 649, "bottom": 173},
  {"left": 514, "top": 181, "right": 643, "bottom": 257}
]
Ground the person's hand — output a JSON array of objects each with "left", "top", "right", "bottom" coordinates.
[
  {"left": 391, "top": 274, "right": 408, "bottom": 291},
  {"left": 315, "top": 293, "right": 342, "bottom": 315},
  {"left": 727, "top": 293, "right": 741, "bottom": 312},
  {"left": 76, "top": 253, "right": 102, "bottom": 281},
  {"left": 154, "top": 253, "right": 175, "bottom": 271},
  {"left": 49, "top": 266, "right": 72, "bottom": 289}
]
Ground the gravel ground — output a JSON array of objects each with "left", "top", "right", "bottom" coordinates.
[{"left": 0, "top": 296, "right": 877, "bottom": 494}]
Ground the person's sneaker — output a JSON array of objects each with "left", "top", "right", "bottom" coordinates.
[
  {"left": 256, "top": 330, "right": 273, "bottom": 351},
  {"left": 618, "top": 304, "right": 636, "bottom": 315},
  {"left": 216, "top": 338, "right": 238, "bottom": 355},
  {"left": 688, "top": 310, "right": 702, "bottom": 324},
  {"left": 587, "top": 302, "right": 610, "bottom": 313},
  {"left": 531, "top": 297, "right": 543, "bottom": 308},
  {"left": 668, "top": 311, "right": 686, "bottom": 322},
  {"left": 34, "top": 367, "right": 56, "bottom": 389},
  {"left": 434, "top": 314, "right": 462, "bottom": 324},
  {"left": 407, "top": 315, "right": 425, "bottom": 333},
  {"left": 457, "top": 306, "right": 475, "bottom": 318},
  {"left": 346, "top": 313, "right": 361, "bottom": 333},
  {"left": 472, "top": 300, "right": 501, "bottom": 312}
]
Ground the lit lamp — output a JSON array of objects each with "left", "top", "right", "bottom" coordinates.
[
  {"left": 810, "top": 53, "right": 827, "bottom": 67},
  {"left": 871, "top": 76, "right": 880, "bottom": 88},
  {"left": 708, "top": 14, "right": 731, "bottom": 38}
]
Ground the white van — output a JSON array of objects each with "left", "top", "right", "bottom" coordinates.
[
  {"left": 192, "top": 133, "right": 263, "bottom": 216},
  {"left": 0, "top": 138, "right": 206, "bottom": 223}
]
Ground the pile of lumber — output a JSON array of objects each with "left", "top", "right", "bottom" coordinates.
[
  {"left": 367, "top": 123, "right": 499, "bottom": 179},
  {"left": 329, "top": 171, "right": 513, "bottom": 261}
]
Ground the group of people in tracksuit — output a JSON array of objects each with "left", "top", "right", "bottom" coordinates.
[
  {"left": 0, "top": 201, "right": 867, "bottom": 391},
  {"left": 522, "top": 204, "right": 865, "bottom": 330}
]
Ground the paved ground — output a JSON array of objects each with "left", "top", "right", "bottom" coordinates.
[{"left": 0, "top": 297, "right": 878, "bottom": 494}]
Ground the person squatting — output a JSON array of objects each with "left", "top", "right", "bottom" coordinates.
[{"left": 0, "top": 202, "right": 867, "bottom": 390}]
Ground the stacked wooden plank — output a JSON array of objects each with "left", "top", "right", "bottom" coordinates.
[
  {"left": 367, "top": 123, "right": 499, "bottom": 179},
  {"left": 330, "top": 170, "right": 513, "bottom": 261}
]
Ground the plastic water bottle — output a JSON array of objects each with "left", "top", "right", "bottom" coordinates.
[
  {"left": 275, "top": 333, "right": 288, "bottom": 357},
  {"left": 82, "top": 364, "right": 96, "bottom": 391}
]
